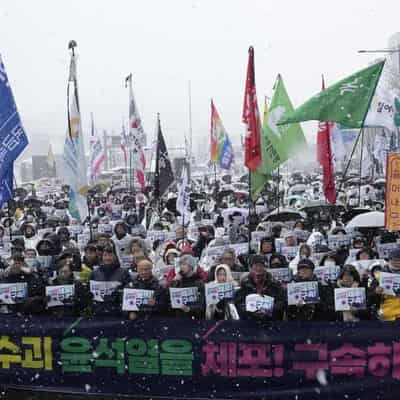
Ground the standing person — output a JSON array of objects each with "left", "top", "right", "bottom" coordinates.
[
  {"left": 234, "top": 255, "right": 286, "bottom": 321},
  {"left": 169, "top": 255, "right": 205, "bottom": 319},
  {"left": 89, "top": 245, "right": 131, "bottom": 317},
  {"left": 125, "top": 257, "right": 167, "bottom": 320}
]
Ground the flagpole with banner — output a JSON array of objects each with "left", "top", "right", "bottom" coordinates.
[
  {"left": 62, "top": 40, "right": 89, "bottom": 224},
  {"left": 242, "top": 46, "right": 262, "bottom": 255},
  {"left": 278, "top": 60, "right": 385, "bottom": 198},
  {"left": 125, "top": 73, "right": 146, "bottom": 195}
]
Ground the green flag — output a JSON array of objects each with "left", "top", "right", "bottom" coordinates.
[
  {"left": 278, "top": 61, "right": 385, "bottom": 128},
  {"left": 251, "top": 75, "right": 307, "bottom": 199}
]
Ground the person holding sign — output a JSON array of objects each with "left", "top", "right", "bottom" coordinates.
[
  {"left": 369, "top": 248, "right": 400, "bottom": 321},
  {"left": 89, "top": 245, "right": 131, "bottom": 317},
  {"left": 206, "top": 264, "right": 238, "bottom": 320},
  {"left": 125, "top": 257, "right": 167, "bottom": 320},
  {"left": 0, "top": 253, "right": 46, "bottom": 315},
  {"left": 45, "top": 259, "right": 92, "bottom": 318},
  {"left": 287, "top": 259, "right": 329, "bottom": 321},
  {"left": 234, "top": 255, "right": 285, "bottom": 321},
  {"left": 169, "top": 255, "right": 205, "bottom": 319},
  {"left": 334, "top": 265, "right": 369, "bottom": 322}
]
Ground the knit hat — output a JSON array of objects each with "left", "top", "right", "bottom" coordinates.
[{"left": 297, "top": 258, "right": 315, "bottom": 271}]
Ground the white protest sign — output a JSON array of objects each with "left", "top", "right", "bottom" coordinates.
[
  {"left": 0, "top": 282, "right": 27, "bottom": 304},
  {"left": 205, "top": 282, "right": 234, "bottom": 306},
  {"left": 89, "top": 281, "right": 120, "bottom": 302},
  {"left": 328, "top": 235, "right": 351, "bottom": 250},
  {"left": 97, "top": 224, "right": 112, "bottom": 234},
  {"left": 120, "top": 255, "right": 134, "bottom": 269},
  {"left": 377, "top": 243, "right": 398, "bottom": 259},
  {"left": 267, "top": 268, "right": 292, "bottom": 283},
  {"left": 37, "top": 255, "right": 52, "bottom": 269},
  {"left": 334, "top": 287, "right": 366, "bottom": 311},
  {"left": 169, "top": 287, "right": 198, "bottom": 309},
  {"left": 46, "top": 285, "right": 75, "bottom": 307},
  {"left": 311, "top": 252, "right": 328, "bottom": 267},
  {"left": 67, "top": 225, "right": 83, "bottom": 236},
  {"left": 245, "top": 294, "right": 274, "bottom": 314},
  {"left": 314, "top": 265, "right": 341, "bottom": 285},
  {"left": 78, "top": 233, "right": 90, "bottom": 250},
  {"left": 54, "top": 209, "right": 67, "bottom": 218},
  {"left": 287, "top": 281, "right": 319, "bottom": 305},
  {"left": 230, "top": 243, "right": 249, "bottom": 256},
  {"left": 379, "top": 272, "right": 400, "bottom": 296},
  {"left": 347, "top": 248, "right": 360, "bottom": 262},
  {"left": 122, "top": 289, "right": 154, "bottom": 311},
  {"left": 281, "top": 246, "right": 299, "bottom": 260},
  {"left": 251, "top": 231, "right": 268, "bottom": 243}
]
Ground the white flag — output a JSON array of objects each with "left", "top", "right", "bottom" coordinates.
[
  {"left": 365, "top": 62, "right": 400, "bottom": 132},
  {"left": 63, "top": 52, "right": 88, "bottom": 222},
  {"left": 176, "top": 165, "right": 191, "bottom": 224}
]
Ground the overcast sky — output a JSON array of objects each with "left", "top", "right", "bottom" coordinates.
[{"left": 1, "top": 0, "right": 400, "bottom": 157}]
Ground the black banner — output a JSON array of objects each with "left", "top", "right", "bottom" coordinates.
[{"left": 1, "top": 317, "right": 400, "bottom": 399}]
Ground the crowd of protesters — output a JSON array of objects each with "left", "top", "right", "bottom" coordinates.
[{"left": 0, "top": 185, "right": 397, "bottom": 323}]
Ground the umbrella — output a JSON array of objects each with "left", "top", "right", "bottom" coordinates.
[
  {"left": 346, "top": 211, "right": 385, "bottom": 228},
  {"left": 341, "top": 208, "right": 371, "bottom": 224},
  {"left": 263, "top": 208, "right": 306, "bottom": 222}
]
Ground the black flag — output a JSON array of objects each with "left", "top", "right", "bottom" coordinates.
[{"left": 154, "top": 114, "right": 174, "bottom": 198}]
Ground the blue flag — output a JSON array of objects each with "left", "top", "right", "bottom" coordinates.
[
  {"left": 0, "top": 164, "right": 13, "bottom": 207},
  {"left": 0, "top": 54, "right": 28, "bottom": 182}
]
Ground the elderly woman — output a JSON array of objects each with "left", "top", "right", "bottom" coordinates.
[{"left": 169, "top": 254, "right": 205, "bottom": 319}]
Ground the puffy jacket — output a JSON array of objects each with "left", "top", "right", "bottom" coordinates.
[
  {"left": 169, "top": 273, "right": 205, "bottom": 319},
  {"left": 234, "top": 273, "right": 286, "bottom": 321},
  {"left": 126, "top": 276, "right": 168, "bottom": 318},
  {"left": 89, "top": 263, "right": 131, "bottom": 317}
]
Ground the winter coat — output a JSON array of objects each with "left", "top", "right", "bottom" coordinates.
[
  {"left": 234, "top": 273, "right": 286, "bottom": 321},
  {"left": 169, "top": 272, "right": 205, "bottom": 319},
  {"left": 125, "top": 276, "right": 168, "bottom": 318}
]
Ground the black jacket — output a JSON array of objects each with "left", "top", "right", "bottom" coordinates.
[
  {"left": 1, "top": 270, "right": 46, "bottom": 315},
  {"left": 169, "top": 272, "right": 205, "bottom": 319},
  {"left": 234, "top": 273, "right": 286, "bottom": 321},
  {"left": 287, "top": 275, "right": 330, "bottom": 321},
  {"left": 126, "top": 276, "right": 168, "bottom": 318},
  {"left": 89, "top": 264, "right": 131, "bottom": 317},
  {"left": 45, "top": 277, "right": 93, "bottom": 318}
]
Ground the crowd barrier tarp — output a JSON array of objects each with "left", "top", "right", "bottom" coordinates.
[{"left": 0, "top": 316, "right": 400, "bottom": 399}]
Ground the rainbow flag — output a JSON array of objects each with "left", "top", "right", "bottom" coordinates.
[{"left": 210, "top": 100, "right": 234, "bottom": 169}]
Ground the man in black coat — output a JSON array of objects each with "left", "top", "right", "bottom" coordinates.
[
  {"left": 126, "top": 257, "right": 167, "bottom": 320},
  {"left": 234, "top": 255, "right": 286, "bottom": 321}
]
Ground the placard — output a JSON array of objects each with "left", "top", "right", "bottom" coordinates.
[
  {"left": 267, "top": 268, "right": 292, "bottom": 283},
  {"left": 46, "top": 285, "right": 75, "bottom": 308},
  {"left": 89, "top": 281, "right": 121, "bottom": 302},
  {"left": 245, "top": 294, "right": 274, "bottom": 314},
  {"left": 122, "top": 289, "right": 154, "bottom": 311},
  {"left": 287, "top": 281, "right": 319, "bottom": 305},
  {"left": 0, "top": 282, "right": 27, "bottom": 304},
  {"left": 205, "top": 282, "right": 234, "bottom": 306},
  {"left": 334, "top": 287, "right": 366, "bottom": 311},
  {"left": 328, "top": 234, "right": 351, "bottom": 249},
  {"left": 379, "top": 272, "right": 400, "bottom": 296},
  {"left": 385, "top": 152, "right": 400, "bottom": 230},
  {"left": 281, "top": 246, "right": 299, "bottom": 260},
  {"left": 314, "top": 265, "right": 340, "bottom": 285},
  {"left": 120, "top": 255, "right": 134, "bottom": 269},
  {"left": 169, "top": 287, "right": 198, "bottom": 309},
  {"left": 377, "top": 242, "right": 398, "bottom": 259}
]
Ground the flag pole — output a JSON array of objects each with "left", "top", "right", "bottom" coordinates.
[
  {"left": 358, "top": 128, "right": 365, "bottom": 207},
  {"left": 335, "top": 61, "right": 385, "bottom": 199},
  {"left": 7, "top": 201, "right": 12, "bottom": 242}
]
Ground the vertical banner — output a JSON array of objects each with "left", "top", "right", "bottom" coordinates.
[{"left": 385, "top": 152, "right": 400, "bottom": 230}]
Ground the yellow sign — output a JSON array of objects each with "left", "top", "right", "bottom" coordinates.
[{"left": 385, "top": 152, "right": 400, "bottom": 230}]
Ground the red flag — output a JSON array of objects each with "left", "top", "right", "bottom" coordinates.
[
  {"left": 242, "top": 46, "right": 262, "bottom": 171},
  {"left": 317, "top": 76, "right": 336, "bottom": 204}
]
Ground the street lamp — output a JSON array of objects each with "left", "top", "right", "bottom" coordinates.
[{"left": 358, "top": 48, "right": 400, "bottom": 72}]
